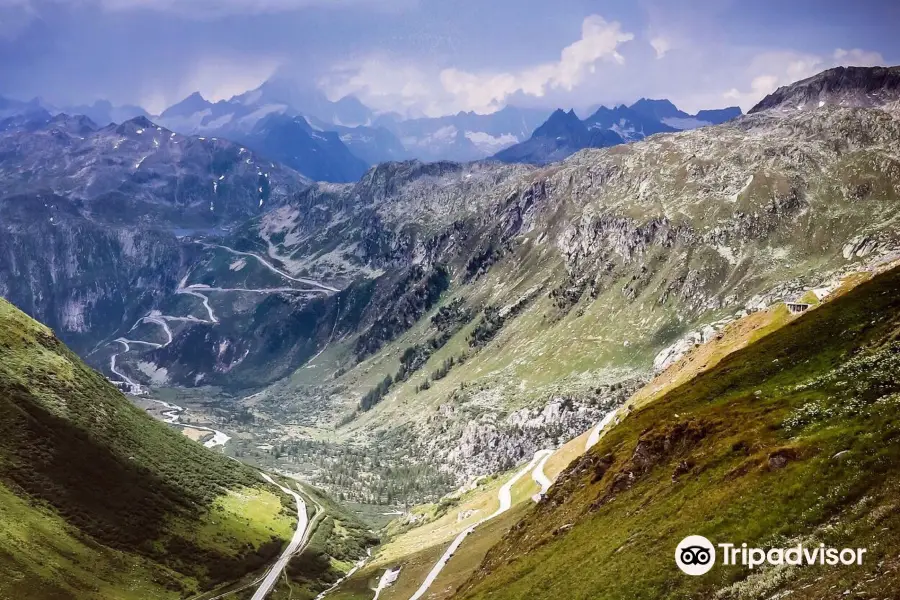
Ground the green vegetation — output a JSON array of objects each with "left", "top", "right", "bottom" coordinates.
[
  {"left": 458, "top": 265, "right": 900, "bottom": 600},
  {"left": 355, "top": 264, "right": 451, "bottom": 359},
  {"left": 359, "top": 296, "right": 471, "bottom": 411},
  {"left": 0, "top": 298, "right": 295, "bottom": 598},
  {"left": 269, "top": 482, "right": 377, "bottom": 600},
  {"left": 255, "top": 435, "right": 456, "bottom": 506}
]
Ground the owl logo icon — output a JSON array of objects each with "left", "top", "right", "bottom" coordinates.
[{"left": 675, "top": 536, "right": 716, "bottom": 575}]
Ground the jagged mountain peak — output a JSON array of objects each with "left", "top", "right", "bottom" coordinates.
[
  {"left": 749, "top": 64, "right": 900, "bottom": 113},
  {"left": 533, "top": 108, "right": 585, "bottom": 137},
  {"left": 629, "top": 97, "right": 690, "bottom": 120},
  {"left": 47, "top": 113, "right": 98, "bottom": 135},
  {"left": 160, "top": 91, "right": 212, "bottom": 118}
]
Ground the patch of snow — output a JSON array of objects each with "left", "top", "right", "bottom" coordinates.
[{"left": 730, "top": 174, "right": 754, "bottom": 202}]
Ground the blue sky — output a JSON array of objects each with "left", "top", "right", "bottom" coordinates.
[{"left": 0, "top": 0, "right": 897, "bottom": 116}]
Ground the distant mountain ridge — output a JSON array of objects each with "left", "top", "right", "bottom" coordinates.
[
  {"left": 0, "top": 83, "right": 742, "bottom": 179},
  {"left": 0, "top": 112, "right": 310, "bottom": 225},
  {"left": 494, "top": 108, "right": 624, "bottom": 165},
  {"left": 235, "top": 112, "right": 369, "bottom": 182},
  {"left": 494, "top": 97, "right": 743, "bottom": 164}
]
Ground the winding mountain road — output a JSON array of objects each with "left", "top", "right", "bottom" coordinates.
[
  {"left": 372, "top": 567, "right": 401, "bottom": 600},
  {"left": 201, "top": 242, "right": 339, "bottom": 292},
  {"left": 586, "top": 408, "right": 619, "bottom": 451},
  {"left": 251, "top": 474, "right": 309, "bottom": 600},
  {"left": 531, "top": 451, "right": 554, "bottom": 497},
  {"left": 407, "top": 449, "right": 553, "bottom": 600},
  {"left": 175, "top": 287, "right": 219, "bottom": 323},
  {"left": 150, "top": 400, "right": 231, "bottom": 448}
]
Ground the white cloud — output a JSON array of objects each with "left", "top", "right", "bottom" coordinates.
[
  {"left": 720, "top": 47, "right": 886, "bottom": 111},
  {"left": 140, "top": 56, "right": 281, "bottom": 114},
  {"left": 833, "top": 48, "right": 884, "bottom": 67},
  {"left": 649, "top": 36, "right": 671, "bottom": 59},
  {"left": 322, "top": 14, "right": 634, "bottom": 116},
  {"left": 320, "top": 57, "right": 444, "bottom": 117},
  {"left": 439, "top": 15, "right": 633, "bottom": 113}
]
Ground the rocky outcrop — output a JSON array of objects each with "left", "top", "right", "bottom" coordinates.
[
  {"left": 432, "top": 388, "right": 637, "bottom": 480},
  {"left": 750, "top": 65, "right": 900, "bottom": 113}
]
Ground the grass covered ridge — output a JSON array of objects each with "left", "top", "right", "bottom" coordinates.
[
  {"left": 0, "top": 298, "right": 297, "bottom": 598},
  {"left": 456, "top": 264, "right": 900, "bottom": 600}
]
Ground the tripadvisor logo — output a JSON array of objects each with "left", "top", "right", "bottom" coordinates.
[
  {"left": 676, "top": 535, "right": 716, "bottom": 575},
  {"left": 675, "top": 536, "right": 867, "bottom": 576}
]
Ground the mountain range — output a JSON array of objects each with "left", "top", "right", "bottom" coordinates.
[
  {"left": 0, "top": 79, "right": 741, "bottom": 181},
  {"left": 2, "top": 64, "right": 900, "bottom": 599},
  {"left": 494, "top": 99, "right": 742, "bottom": 164}
]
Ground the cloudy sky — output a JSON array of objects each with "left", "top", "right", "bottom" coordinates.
[{"left": 1, "top": 0, "right": 898, "bottom": 117}]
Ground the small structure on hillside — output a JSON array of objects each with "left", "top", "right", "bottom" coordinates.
[{"left": 786, "top": 302, "right": 811, "bottom": 314}]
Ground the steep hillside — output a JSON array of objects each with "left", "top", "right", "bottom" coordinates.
[
  {"left": 238, "top": 88, "right": 900, "bottom": 499},
  {"left": 235, "top": 114, "right": 369, "bottom": 183},
  {"left": 0, "top": 297, "right": 299, "bottom": 598},
  {"left": 0, "top": 114, "right": 309, "bottom": 226},
  {"left": 455, "top": 262, "right": 900, "bottom": 600},
  {"left": 2, "top": 67, "right": 900, "bottom": 510}
]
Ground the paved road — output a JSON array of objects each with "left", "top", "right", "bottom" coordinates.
[
  {"left": 150, "top": 400, "right": 231, "bottom": 449},
  {"left": 407, "top": 449, "right": 553, "bottom": 600},
  {"left": 531, "top": 451, "right": 554, "bottom": 497},
  {"left": 586, "top": 408, "right": 619, "bottom": 451},
  {"left": 251, "top": 474, "right": 310, "bottom": 600},
  {"left": 372, "top": 567, "right": 401, "bottom": 600},
  {"left": 202, "top": 242, "right": 339, "bottom": 292},
  {"left": 175, "top": 288, "right": 219, "bottom": 323}
]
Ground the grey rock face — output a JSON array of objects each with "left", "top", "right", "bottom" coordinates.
[
  {"left": 0, "top": 115, "right": 310, "bottom": 226},
  {"left": 750, "top": 65, "right": 900, "bottom": 113}
]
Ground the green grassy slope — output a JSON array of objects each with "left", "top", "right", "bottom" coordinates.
[
  {"left": 0, "top": 298, "right": 297, "bottom": 599},
  {"left": 456, "top": 264, "right": 900, "bottom": 600}
]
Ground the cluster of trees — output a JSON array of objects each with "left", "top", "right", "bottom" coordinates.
[
  {"left": 358, "top": 297, "right": 472, "bottom": 411},
  {"left": 359, "top": 374, "right": 394, "bottom": 411},
  {"left": 354, "top": 264, "right": 451, "bottom": 359},
  {"left": 468, "top": 294, "right": 533, "bottom": 349},
  {"left": 266, "top": 438, "right": 455, "bottom": 506}
]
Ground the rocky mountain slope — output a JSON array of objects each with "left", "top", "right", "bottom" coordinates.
[
  {"left": 208, "top": 67, "right": 900, "bottom": 505},
  {"left": 1, "top": 66, "right": 899, "bottom": 507},
  {"left": 750, "top": 65, "right": 900, "bottom": 113},
  {"left": 455, "top": 262, "right": 900, "bottom": 600},
  {"left": 0, "top": 113, "right": 310, "bottom": 225}
]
